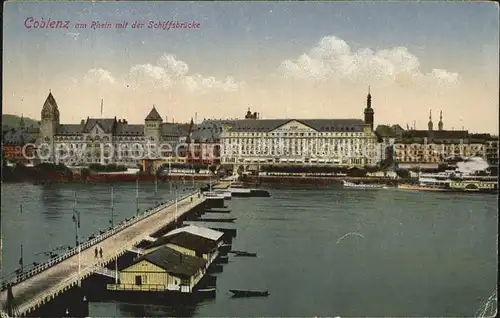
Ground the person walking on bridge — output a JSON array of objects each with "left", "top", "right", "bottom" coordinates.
[
  {"left": 94, "top": 247, "right": 98, "bottom": 258},
  {"left": 99, "top": 247, "right": 103, "bottom": 258}
]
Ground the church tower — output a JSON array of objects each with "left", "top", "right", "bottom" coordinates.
[
  {"left": 438, "top": 110, "right": 443, "bottom": 131},
  {"left": 144, "top": 105, "right": 163, "bottom": 144},
  {"left": 363, "top": 86, "right": 374, "bottom": 131},
  {"left": 428, "top": 109, "right": 434, "bottom": 131},
  {"left": 19, "top": 114, "right": 25, "bottom": 129},
  {"left": 40, "top": 91, "right": 60, "bottom": 143}
]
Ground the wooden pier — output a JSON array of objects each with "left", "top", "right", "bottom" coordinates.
[{"left": 0, "top": 191, "right": 205, "bottom": 317}]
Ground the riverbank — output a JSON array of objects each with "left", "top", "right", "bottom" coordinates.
[
  {"left": 241, "top": 175, "right": 416, "bottom": 186},
  {"left": 3, "top": 171, "right": 217, "bottom": 184}
]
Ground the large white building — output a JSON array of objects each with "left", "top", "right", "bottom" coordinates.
[
  {"left": 37, "top": 92, "right": 189, "bottom": 167},
  {"left": 215, "top": 91, "right": 380, "bottom": 168}
]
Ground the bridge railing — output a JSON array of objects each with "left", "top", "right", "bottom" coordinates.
[
  {"left": 1, "top": 190, "right": 201, "bottom": 291},
  {"left": 12, "top": 191, "right": 203, "bottom": 316}
]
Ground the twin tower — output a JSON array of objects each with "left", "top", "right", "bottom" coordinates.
[{"left": 428, "top": 110, "right": 444, "bottom": 131}]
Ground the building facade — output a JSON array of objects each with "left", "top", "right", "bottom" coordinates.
[
  {"left": 37, "top": 92, "right": 189, "bottom": 167},
  {"left": 392, "top": 111, "right": 487, "bottom": 169},
  {"left": 217, "top": 91, "right": 380, "bottom": 168},
  {"left": 2, "top": 116, "right": 37, "bottom": 164},
  {"left": 107, "top": 246, "right": 206, "bottom": 293}
]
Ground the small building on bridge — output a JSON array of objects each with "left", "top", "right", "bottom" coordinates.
[
  {"left": 107, "top": 246, "right": 206, "bottom": 293},
  {"left": 145, "top": 231, "right": 220, "bottom": 266},
  {"left": 164, "top": 225, "right": 224, "bottom": 250}
]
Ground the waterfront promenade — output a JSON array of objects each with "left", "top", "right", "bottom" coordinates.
[{"left": 0, "top": 190, "right": 205, "bottom": 317}]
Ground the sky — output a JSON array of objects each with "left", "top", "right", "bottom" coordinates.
[{"left": 3, "top": 1, "right": 499, "bottom": 133}]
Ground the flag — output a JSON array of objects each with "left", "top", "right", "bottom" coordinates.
[{"left": 100, "top": 99, "right": 103, "bottom": 117}]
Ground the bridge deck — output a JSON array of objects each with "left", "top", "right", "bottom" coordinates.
[{"left": 0, "top": 191, "right": 205, "bottom": 316}]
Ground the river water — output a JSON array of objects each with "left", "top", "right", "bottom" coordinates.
[{"left": 1, "top": 182, "right": 497, "bottom": 317}]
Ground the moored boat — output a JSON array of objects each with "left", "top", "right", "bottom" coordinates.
[
  {"left": 229, "top": 289, "right": 269, "bottom": 298},
  {"left": 397, "top": 184, "right": 451, "bottom": 192},
  {"left": 230, "top": 250, "right": 257, "bottom": 257},
  {"left": 197, "top": 217, "right": 237, "bottom": 223},
  {"left": 398, "top": 170, "right": 497, "bottom": 194},
  {"left": 342, "top": 180, "right": 387, "bottom": 189},
  {"left": 204, "top": 208, "right": 232, "bottom": 214}
]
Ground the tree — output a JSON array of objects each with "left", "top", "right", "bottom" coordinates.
[
  {"left": 208, "top": 165, "right": 217, "bottom": 174},
  {"left": 395, "top": 168, "right": 411, "bottom": 179},
  {"left": 346, "top": 167, "right": 367, "bottom": 177},
  {"left": 364, "top": 165, "right": 379, "bottom": 173},
  {"left": 81, "top": 168, "right": 90, "bottom": 179}
]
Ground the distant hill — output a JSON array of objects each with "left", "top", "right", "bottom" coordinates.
[{"left": 2, "top": 114, "right": 39, "bottom": 128}]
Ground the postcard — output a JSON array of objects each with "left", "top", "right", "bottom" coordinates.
[{"left": 1, "top": 1, "right": 498, "bottom": 317}]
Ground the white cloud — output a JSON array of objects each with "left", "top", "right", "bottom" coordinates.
[
  {"left": 85, "top": 54, "right": 244, "bottom": 93},
  {"left": 280, "top": 36, "right": 460, "bottom": 87},
  {"left": 84, "top": 68, "right": 116, "bottom": 85},
  {"left": 128, "top": 64, "right": 172, "bottom": 88}
]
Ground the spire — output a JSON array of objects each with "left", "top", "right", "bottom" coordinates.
[
  {"left": 363, "top": 86, "right": 374, "bottom": 130},
  {"left": 428, "top": 109, "right": 433, "bottom": 131},
  {"left": 245, "top": 107, "right": 253, "bottom": 119},
  {"left": 438, "top": 110, "right": 443, "bottom": 130},
  {"left": 366, "top": 86, "right": 372, "bottom": 108},
  {"left": 19, "top": 114, "right": 25, "bottom": 128},
  {"left": 145, "top": 105, "right": 162, "bottom": 121},
  {"left": 41, "top": 91, "right": 60, "bottom": 122}
]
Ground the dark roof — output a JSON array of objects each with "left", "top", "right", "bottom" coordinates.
[
  {"left": 131, "top": 246, "right": 206, "bottom": 278},
  {"left": 402, "top": 129, "right": 469, "bottom": 139},
  {"left": 82, "top": 118, "right": 117, "bottom": 133},
  {"left": 191, "top": 120, "right": 239, "bottom": 142},
  {"left": 42, "top": 92, "right": 59, "bottom": 112},
  {"left": 375, "top": 125, "right": 397, "bottom": 138},
  {"left": 145, "top": 107, "right": 163, "bottom": 121},
  {"left": 391, "top": 125, "right": 404, "bottom": 133},
  {"left": 161, "top": 123, "right": 190, "bottom": 137},
  {"left": 394, "top": 129, "right": 480, "bottom": 144},
  {"left": 56, "top": 120, "right": 147, "bottom": 136},
  {"left": 375, "top": 124, "right": 406, "bottom": 141},
  {"left": 57, "top": 124, "right": 84, "bottom": 135},
  {"left": 116, "top": 123, "right": 144, "bottom": 136},
  {"left": 196, "top": 118, "right": 366, "bottom": 135},
  {"left": 469, "top": 133, "right": 494, "bottom": 141},
  {"left": 146, "top": 232, "right": 218, "bottom": 254}
]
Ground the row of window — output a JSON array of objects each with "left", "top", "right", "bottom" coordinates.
[
  {"left": 225, "top": 139, "right": 375, "bottom": 145},
  {"left": 51, "top": 135, "right": 180, "bottom": 142},
  {"left": 396, "top": 144, "right": 485, "bottom": 150},
  {"left": 222, "top": 158, "right": 375, "bottom": 164},
  {"left": 223, "top": 132, "right": 370, "bottom": 138}
]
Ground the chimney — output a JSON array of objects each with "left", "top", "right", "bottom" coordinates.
[{"left": 165, "top": 116, "right": 168, "bottom": 123}]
